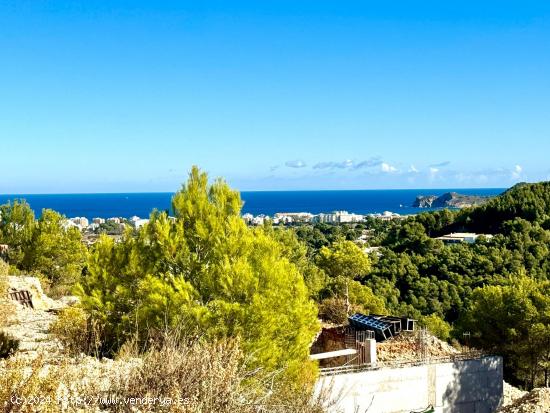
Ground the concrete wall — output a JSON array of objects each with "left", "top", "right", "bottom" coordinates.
[{"left": 316, "top": 356, "right": 503, "bottom": 413}]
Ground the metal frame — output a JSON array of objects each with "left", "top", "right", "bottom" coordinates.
[{"left": 8, "top": 289, "right": 34, "bottom": 309}]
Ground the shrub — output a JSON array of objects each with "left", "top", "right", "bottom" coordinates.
[
  {"left": 0, "top": 258, "right": 9, "bottom": 276},
  {"left": 0, "top": 331, "right": 19, "bottom": 359},
  {"left": 318, "top": 298, "right": 348, "bottom": 324},
  {"left": 421, "top": 313, "right": 452, "bottom": 341},
  {"left": 49, "top": 306, "right": 100, "bottom": 356}
]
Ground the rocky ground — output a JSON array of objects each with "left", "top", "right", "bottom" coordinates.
[
  {"left": 2, "top": 276, "right": 74, "bottom": 359},
  {"left": 502, "top": 382, "right": 528, "bottom": 407},
  {"left": 498, "top": 387, "right": 550, "bottom": 413},
  {"left": 376, "top": 331, "right": 459, "bottom": 363},
  {"left": 0, "top": 277, "right": 142, "bottom": 412}
]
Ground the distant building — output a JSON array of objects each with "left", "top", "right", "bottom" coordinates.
[
  {"left": 133, "top": 219, "right": 149, "bottom": 229},
  {"left": 436, "top": 232, "right": 494, "bottom": 244},
  {"left": 88, "top": 223, "right": 100, "bottom": 231},
  {"left": 242, "top": 213, "right": 254, "bottom": 224},
  {"left": 64, "top": 217, "right": 89, "bottom": 230},
  {"left": 93, "top": 217, "right": 105, "bottom": 224},
  {"left": 251, "top": 215, "right": 269, "bottom": 225},
  {"left": 107, "top": 217, "right": 121, "bottom": 224},
  {"left": 368, "top": 211, "right": 403, "bottom": 221},
  {"left": 70, "top": 217, "right": 89, "bottom": 228},
  {"left": 314, "top": 211, "right": 365, "bottom": 224},
  {"left": 274, "top": 212, "right": 314, "bottom": 224},
  {"left": 128, "top": 216, "right": 149, "bottom": 229}
]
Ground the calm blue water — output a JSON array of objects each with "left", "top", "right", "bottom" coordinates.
[{"left": 0, "top": 188, "right": 505, "bottom": 220}]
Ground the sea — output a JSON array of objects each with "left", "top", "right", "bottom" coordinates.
[{"left": 0, "top": 188, "right": 505, "bottom": 220}]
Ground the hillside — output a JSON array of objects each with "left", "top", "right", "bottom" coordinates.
[{"left": 456, "top": 182, "right": 550, "bottom": 233}]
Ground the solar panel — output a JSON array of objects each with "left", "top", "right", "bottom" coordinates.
[{"left": 348, "top": 313, "right": 395, "bottom": 341}]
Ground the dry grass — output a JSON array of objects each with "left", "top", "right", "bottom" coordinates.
[
  {"left": 110, "top": 333, "right": 328, "bottom": 413},
  {"left": 0, "top": 333, "right": 331, "bottom": 413}
]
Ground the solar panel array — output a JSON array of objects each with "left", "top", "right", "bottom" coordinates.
[{"left": 348, "top": 313, "right": 416, "bottom": 341}]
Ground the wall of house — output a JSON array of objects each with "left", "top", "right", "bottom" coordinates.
[{"left": 316, "top": 356, "right": 503, "bottom": 413}]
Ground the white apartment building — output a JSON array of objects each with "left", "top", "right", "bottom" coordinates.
[
  {"left": 133, "top": 219, "right": 149, "bottom": 229},
  {"left": 274, "top": 212, "right": 314, "bottom": 223},
  {"left": 242, "top": 213, "right": 254, "bottom": 224},
  {"left": 70, "top": 217, "right": 89, "bottom": 229},
  {"left": 315, "top": 211, "right": 365, "bottom": 224}
]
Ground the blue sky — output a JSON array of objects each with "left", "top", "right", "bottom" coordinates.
[{"left": 1, "top": 1, "right": 549, "bottom": 193}]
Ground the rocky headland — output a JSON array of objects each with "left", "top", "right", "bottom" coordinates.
[{"left": 413, "top": 192, "right": 493, "bottom": 208}]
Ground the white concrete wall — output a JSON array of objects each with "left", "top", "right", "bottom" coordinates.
[{"left": 316, "top": 356, "right": 503, "bottom": 413}]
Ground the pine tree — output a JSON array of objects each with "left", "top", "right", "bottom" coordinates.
[{"left": 77, "top": 167, "right": 319, "bottom": 381}]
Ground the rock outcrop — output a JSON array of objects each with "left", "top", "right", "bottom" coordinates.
[{"left": 413, "top": 192, "right": 492, "bottom": 208}]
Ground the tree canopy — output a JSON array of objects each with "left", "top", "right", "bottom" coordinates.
[
  {"left": 77, "top": 167, "right": 319, "bottom": 381},
  {"left": 0, "top": 200, "right": 87, "bottom": 293}
]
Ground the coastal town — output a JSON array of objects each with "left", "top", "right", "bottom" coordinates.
[
  {"left": 56, "top": 210, "right": 494, "bottom": 254},
  {"left": 64, "top": 210, "right": 405, "bottom": 233}
]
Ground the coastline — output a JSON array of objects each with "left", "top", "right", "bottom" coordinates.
[{"left": 0, "top": 188, "right": 505, "bottom": 221}]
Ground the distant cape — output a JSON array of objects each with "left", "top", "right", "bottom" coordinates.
[{"left": 413, "top": 192, "right": 493, "bottom": 208}]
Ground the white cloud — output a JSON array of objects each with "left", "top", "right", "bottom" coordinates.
[
  {"left": 429, "top": 167, "right": 439, "bottom": 175},
  {"left": 511, "top": 164, "right": 523, "bottom": 180},
  {"left": 313, "top": 159, "right": 354, "bottom": 169},
  {"left": 354, "top": 157, "right": 383, "bottom": 170},
  {"left": 285, "top": 160, "right": 307, "bottom": 168},
  {"left": 381, "top": 162, "right": 398, "bottom": 173},
  {"left": 408, "top": 164, "right": 419, "bottom": 173}
]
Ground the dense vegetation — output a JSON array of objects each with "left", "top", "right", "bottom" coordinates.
[
  {"left": 1, "top": 174, "right": 549, "bottom": 390},
  {"left": 0, "top": 201, "right": 87, "bottom": 295},
  {"left": 291, "top": 182, "right": 550, "bottom": 388}
]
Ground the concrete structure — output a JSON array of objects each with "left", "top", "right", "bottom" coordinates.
[
  {"left": 310, "top": 349, "right": 358, "bottom": 361},
  {"left": 93, "top": 217, "right": 105, "bottom": 224},
  {"left": 362, "top": 338, "right": 377, "bottom": 365},
  {"left": 316, "top": 355, "right": 503, "bottom": 413},
  {"left": 436, "top": 233, "right": 494, "bottom": 244}
]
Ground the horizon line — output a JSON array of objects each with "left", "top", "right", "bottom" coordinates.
[{"left": 0, "top": 186, "right": 508, "bottom": 197}]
